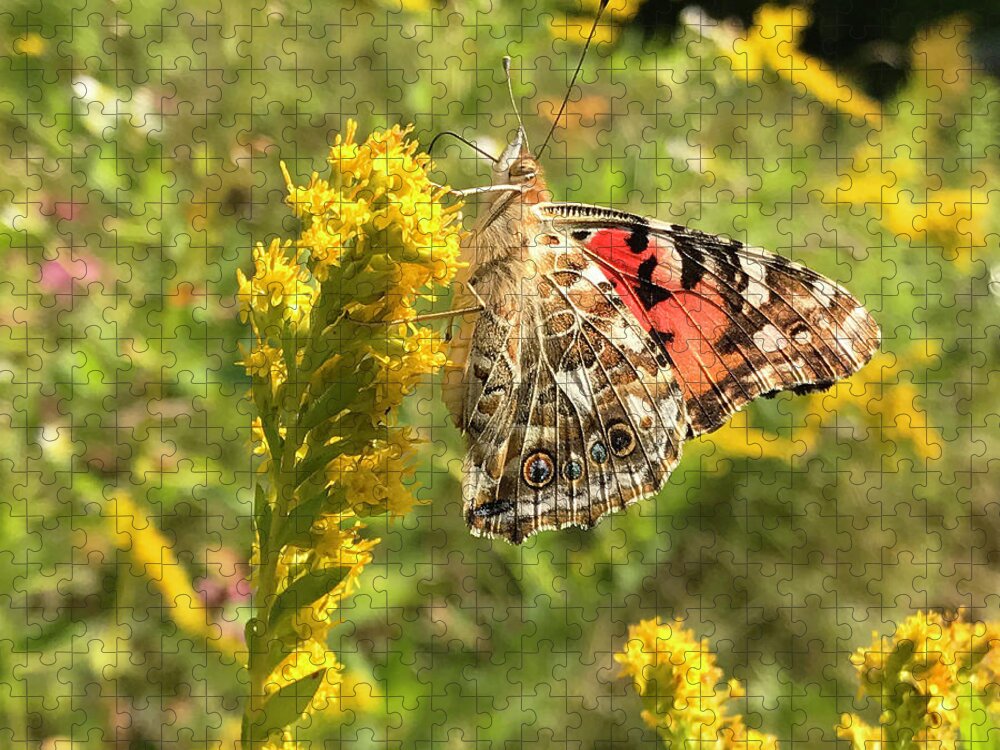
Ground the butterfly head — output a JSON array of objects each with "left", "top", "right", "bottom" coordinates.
[{"left": 496, "top": 128, "right": 544, "bottom": 192}]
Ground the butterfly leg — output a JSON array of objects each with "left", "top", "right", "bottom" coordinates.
[
  {"left": 430, "top": 182, "right": 526, "bottom": 199},
  {"left": 444, "top": 284, "right": 488, "bottom": 341},
  {"left": 451, "top": 184, "right": 527, "bottom": 197},
  {"left": 408, "top": 306, "right": 484, "bottom": 325}
]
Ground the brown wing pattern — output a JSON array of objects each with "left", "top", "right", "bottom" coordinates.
[
  {"left": 535, "top": 203, "right": 882, "bottom": 438},
  {"left": 455, "top": 240, "right": 688, "bottom": 543}
]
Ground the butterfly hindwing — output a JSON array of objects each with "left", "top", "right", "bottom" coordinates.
[
  {"left": 536, "top": 203, "right": 882, "bottom": 437},
  {"left": 456, "top": 235, "right": 687, "bottom": 543}
]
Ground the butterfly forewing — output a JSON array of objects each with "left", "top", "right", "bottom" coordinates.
[{"left": 536, "top": 203, "right": 882, "bottom": 437}]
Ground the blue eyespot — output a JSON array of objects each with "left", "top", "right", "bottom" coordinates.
[
  {"left": 523, "top": 451, "right": 555, "bottom": 489},
  {"left": 590, "top": 441, "right": 609, "bottom": 464},
  {"left": 563, "top": 459, "right": 584, "bottom": 481}
]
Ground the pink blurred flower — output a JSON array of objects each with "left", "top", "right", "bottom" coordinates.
[{"left": 38, "top": 252, "right": 104, "bottom": 296}]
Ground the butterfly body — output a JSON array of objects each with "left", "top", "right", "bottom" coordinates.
[{"left": 444, "top": 134, "right": 880, "bottom": 543}]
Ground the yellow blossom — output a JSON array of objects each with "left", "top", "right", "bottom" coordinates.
[
  {"left": 242, "top": 343, "right": 288, "bottom": 389},
  {"left": 616, "top": 618, "right": 779, "bottom": 747},
  {"left": 839, "top": 611, "right": 1000, "bottom": 746},
  {"left": 237, "top": 238, "right": 314, "bottom": 325},
  {"left": 240, "top": 120, "right": 462, "bottom": 748},
  {"left": 14, "top": 33, "right": 46, "bottom": 56}
]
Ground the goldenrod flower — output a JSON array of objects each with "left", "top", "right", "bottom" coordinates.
[
  {"left": 616, "top": 618, "right": 779, "bottom": 748},
  {"left": 14, "top": 33, "right": 46, "bottom": 56},
  {"left": 288, "top": 121, "right": 461, "bottom": 293},
  {"left": 236, "top": 238, "right": 314, "bottom": 326},
  {"left": 239, "top": 120, "right": 462, "bottom": 749},
  {"left": 700, "top": 4, "right": 879, "bottom": 123},
  {"left": 838, "top": 611, "right": 1000, "bottom": 747},
  {"left": 242, "top": 343, "right": 288, "bottom": 390}
]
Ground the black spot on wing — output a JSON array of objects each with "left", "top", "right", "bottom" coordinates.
[
  {"left": 468, "top": 499, "right": 516, "bottom": 519},
  {"left": 626, "top": 227, "right": 649, "bottom": 254},
  {"left": 634, "top": 255, "right": 672, "bottom": 310},
  {"left": 648, "top": 329, "right": 676, "bottom": 367},
  {"left": 673, "top": 233, "right": 707, "bottom": 290},
  {"left": 651, "top": 328, "right": 675, "bottom": 346},
  {"left": 791, "top": 380, "right": 836, "bottom": 396}
]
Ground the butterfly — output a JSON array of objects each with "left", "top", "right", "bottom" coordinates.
[{"left": 440, "top": 53, "right": 880, "bottom": 545}]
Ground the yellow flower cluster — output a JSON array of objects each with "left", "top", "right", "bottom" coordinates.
[
  {"left": 705, "top": 4, "right": 880, "bottom": 123},
  {"left": 616, "top": 618, "right": 779, "bottom": 749},
  {"left": 620, "top": 612, "right": 1000, "bottom": 748},
  {"left": 828, "top": 21, "right": 996, "bottom": 271},
  {"left": 285, "top": 119, "right": 460, "bottom": 303},
  {"left": 237, "top": 238, "right": 315, "bottom": 328},
  {"left": 838, "top": 611, "right": 1000, "bottom": 747},
  {"left": 239, "top": 121, "right": 462, "bottom": 748}
]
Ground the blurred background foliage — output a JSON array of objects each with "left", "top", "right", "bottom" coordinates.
[{"left": 1, "top": 0, "right": 998, "bottom": 747}]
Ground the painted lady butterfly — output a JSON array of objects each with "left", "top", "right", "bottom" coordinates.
[{"left": 442, "top": 32, "right": 880, "bottom": 545}]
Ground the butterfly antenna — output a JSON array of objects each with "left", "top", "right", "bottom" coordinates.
[
  {"left": 427, "top": 130, "right": 498, "bottom": 163},
  {"left": 536, "top": 0, "right": 610, "bottom": 160},
  {"left": 502, "top": 55, "right": 529, "bottom": 152}
]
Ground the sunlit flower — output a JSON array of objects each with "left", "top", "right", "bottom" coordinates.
[
  {"left": 697, "top": 5, "right": 880, "bottom": 123},
  {"left": 616, "top": 618, "right": 779, "bottom": 748},
  {"left": 239, "top": 120, "right": 463, "bottom": 745},
  {"left": 324, "top": 429, "right": 420, "bottom": 518},
  {"left": 236, "top": 238, "right": 314, "bottom": 325},
  {"left": 242, "top": 343, "right": 288, "bottom": 390},
  {"left": 287, "top": 120, "right": 462, "bottom": 291},
  {"left": 838, "top": 611, "right": 1000, "bottom": 747}
]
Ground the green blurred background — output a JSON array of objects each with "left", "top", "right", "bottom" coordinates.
[{"left": 1, "top": 0, "right": 998, "bottom": 746}]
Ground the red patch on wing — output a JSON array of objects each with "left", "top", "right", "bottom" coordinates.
[{"left": 582, "top": 228, "right": 735, "bottom": 399}]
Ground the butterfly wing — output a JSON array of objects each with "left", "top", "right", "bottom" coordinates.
[
  {"left": 451, "top": 235, "right": 688, "bottom": 543},
  {"left": 536, "top": 203, "right": 882, "bottom": 437}
]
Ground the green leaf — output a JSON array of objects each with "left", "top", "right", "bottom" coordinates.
[
  {"left": 274, "top": 487, "right": 347, "bottom": 550},
  {"left": 290, "top": 444, "right": 346, "bottom": 493},
  {"left": 297, "top": 361, "right": 379, "bottom": 432},
  {"left": 254, "top": 483, "right": 273, "bottom": 554},
  {"left": 959, "top": 694, "right": 1000, "bottom": 749},
  {"left": 257, "top": 412, "right": 284, "bottom": 460},
  {"left": 267, "top": 566, "right": 350, "bottom": 632},
  {"left": 258, "top": 635, "right": 301, "bottom": 688},
  {"left": 247, "top": 668, "right": 327, "bottom": 741}
]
